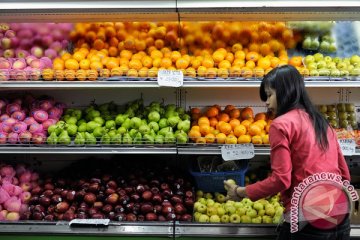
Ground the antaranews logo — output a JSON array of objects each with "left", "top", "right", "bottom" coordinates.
[{"left": 290, "top": 172, "right": 359, "bottom": 233}]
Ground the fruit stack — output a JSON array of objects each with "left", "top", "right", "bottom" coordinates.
[
  {"left": 47, "top": 99, "right": 191, "bottom": 145},
  {"left": 319, "top": 103, "right": 357, "bottom": 130},
  {"left": 193, "top": 191, "right": 284, "bottom": 224},
  {"left": 189, "top": 105, "right": 272, "bottom": 145},
  {"left": 25, "top": 159, "right": 194, "bottom": 221}
]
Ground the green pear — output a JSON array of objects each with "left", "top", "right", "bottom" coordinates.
[
  {"left": 139, "top": 124, "right": 151, "bottom": 135},
  {"left": 105, "top": 120, "right": 116, "bottom": 130},
  {"left": 93, "top": 126, "right": 105, "bottom": 138},
  {"left": 148, "top": 111, "right": 160, "bottom": 122},
  {"left": 182, "top": 114, "right": 191, "bottom": 121},
  {"left": 93, "top": 116, "right": 105, "bottom": 126},
  {"left": 143, "top": 134, "right": 154, "bottom": 144},
  {"left": 85, "top": 132, "right": 97, "bottom": 145},
  {"left": 66, "top": 124, "right": 78, "bottom": 136},
  {"left": 58, "top": 131, "right": 71, "bottom": 145},
  {"left": 164, "top": 132, "right": 176, "bottom": 143},
  {"left": 47, "top": 125, "right": 57, "bottom": 135},
  {"left": 133, "top": 132, "right": 143, "bottom": 144},
  {"left": 100, "top": 133, "right": 111, "bottom": 145},
  {"left": 65, "top": 116, "right": 78, "bottom": 125},
  {"left": 117, "top": 126, "right": 127, "bottom": 135},
  {"left": 47, "top": 132, "right": 57, "bottom": 145},
  {"left": 74, "top": 132, "right": 85, "bottom": 145},
  {"left": 72, "top": 109, "right": 82, "bottom": 120},
  {"left": 167, "top": 116, "right": 181, "bottom": 128},
  {"left": 154, "top": 135, "right": 164, "bottom": 144},
  {"left": 121, "top": 118, "right": 133, "bottom": 130},
  {"left": 86, "top": 121, "right": 100, "bottom": 133},
  {"left": 158, "top": 118, "right": 168, "bottom": 129},
  {"left": 77, "top": 119, "right": 86, "bottom": 126},
  {"left": 148, "top": 121, "right": 159, "bottom": 132},
  {"left": 177, "top": 120, "right": 190, "bottom": 132},
  {"left": 115, "top": 114, "right": 127, "bottom": 125},
  {"left": 122, "top": 133, "right": 132, "bottom": 144},
  {"left": 110, "top": 134, "right": 122, "bottom": 144},
  {"left": 158, "top": 127, "right": 172, "bottom": 136},
  {"left": 77, "top": 122, "right": 87, "bottom": 132},
  {"left": 131, "top": 117, "right": 142, "bottom": 129}
]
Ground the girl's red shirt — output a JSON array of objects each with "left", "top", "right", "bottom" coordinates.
[{"left": 245, "top": 109, "right": 351, "bottom": 211}]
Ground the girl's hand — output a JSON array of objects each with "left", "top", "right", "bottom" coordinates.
[{"left": 223, "top": 181, "right": 246, "bottom": 201}]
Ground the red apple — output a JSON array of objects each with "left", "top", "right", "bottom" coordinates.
[
  {"left": 115, "top": 213, "right": 127, "bottom": 221},
  {"left": 105, "top": 193, "right": 119, "bottom": 205},
  {"left": 174, "top": 203, "right": 186, "bottom": 215},
  {"left": 93, "top": 201, "right": 103, "bottom": 209},
  {"left": 84, "top": 193, "right": 96, "bottom": 204},
  {"left": 140, "top": 202, "right": 153, "bottom": 214},
  {"left": 142, "top": 190, "right": 153, "bottom": 201},
  {"left": 152, "top": 194, "right": 163, "bottom": 204},
  {"left": 55, "top": 202, "right": 69, "bottom": 213},
  {"left": 126, "top": 213, "right": 136, "bottom": 221}
]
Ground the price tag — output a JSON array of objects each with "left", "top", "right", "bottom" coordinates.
[
  {"left": 69, "top": 218, "right": 110, "bottom": 227},
  {"left": 157, "top": 70, "right": 183, "bottom": 87},
  {"left": 338, "top": 139, "right": 356, "bottom": 156},
  {"left": 221, "top": 144, "right": 255, "bottom": 161}
]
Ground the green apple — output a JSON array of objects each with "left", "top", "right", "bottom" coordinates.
[
  {"left": 253, "top": 202, "right": 264, "bottom": 211},
  {"left": 220, "top": 214, "right": 230, "bottom": 223},
  {"left": 337, "top": 62, "right": 348, "bottom": 71},
  {"left": 333, "top": 57, "right": 341, "bottom": 64},
  {"left": 236, "top": 207, "right": 246, "bottom": 216},
  {"left": 240, "top": 215, "right": 252, "bottom": 223},
  {"left": 205, "top": 193, "right": 213, "bottom": 199},
  {"left": 209, "top": 214, "right": 221, "bottom": 223},
  {"left": 148, "top": 111, "right": 160, "bottom": 122},
  {"left": 262, "top": 215, "right": 273, "bottom": 224},
  {"left": 350, "top": 67, "right": 360, "bottom": 76},
  {"left": 198, "top": 198, "right": 207, "bottom": 205},
  {"left": 196, "top": 190, "right": 204, "bottom": 198},
  {"left": 314, "top": 53, "right": 324, "bottom": 62},
  {"left": 229, "top": 213, "right": 241, "bottom": 223},
  {"left": 327, "top": 62, "right": 337, "bottom": 70},
  {"left": 338, "top": 112, "right": 348, "bottom": 120},
  {"left": 215, "top": 193, "right": 226, "bottom": 203},
  {"left": 258, "top": 209, "right": 266, "bottom": 217},
  {"left": 206, "top": 199, "right": 215, "bottom": 207},
  {"left": 304, "top": 55, "right": 315, "bottom": 65},
  {"left": 216, "top": 207, "right": 226, "bottom": 216},
  {"left": 350, "top": 55, "right": 360, "bottom": 65},
  {"left": 318, "top": 68, "right": 330, "bottom": 76},
  {"left": 346, "top": 103, "right": 355, "bottom": 112},
  {"left": 241, "top": 198, "right": 253, "bottom": 208},
  {"left": 275, "top": 206, "right": 284, "bottom": 216},
  {"left": 302, "top": 38, "right": 312, "bottom": 49},
  {"left": 330, "top": 68, "right": 340, "bottom": 77},
  {"left": 197, "top": 203, "right": 207, "bottom": 214},
  {"left": 252, "top": 216, "right": 262, "bottom": 224},
  {"left": 225, "top": 205, "right": 236, "bottom": 215},
  {"left": 324, "top": 55, "right": 332, "bottom": 63},
  {"left": 194, "top": 202, "right": 202, "bottom": 211},
  {"left": 309, "top": 69, "right": 319, "bottom": 76},
  {"left": 265, "top": 205, "right": 275, "bottom": 217},
  {"left": 273, "top": 215, "right": 282, "bottom": 224},
  {"left": 246, "top": 209, "right": 257, "bottom": 218},
  {"left": 207, "top": 206, "right": 218, "bottom": 216},
  {"left": 340, "top": 70, "right": 349, "bottom": 77},
  {"left": 316, "top": 60, "right": 327, "bottom": 69},
  {"left": 198, "top": 214, "right": 210, "bottom": 223},
  {"left": 307, "top": 62, "right": 318, "bottom": 70},
  {"left": 311, "top": 39, "right": 320, "bottom": 49}
]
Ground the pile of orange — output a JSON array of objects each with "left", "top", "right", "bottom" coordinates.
[
  {"left": 44, "top": 21, "right": 309, "bottom": 80},
  {"left": 188, "top": 104, "right": 273, "bottom": 145}
]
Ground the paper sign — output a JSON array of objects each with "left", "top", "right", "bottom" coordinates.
[
  {"left": 157, "top": 70, "right": 183, "bottom": 87},
  {"left": 338, "top": 139, "right": 356, "bottom": 156},
  {"left": 69, "top": 219, "right": 110, "bottom": 227},
  {"left": 221, "top": 144, "right": 255, "bottom": 161}
]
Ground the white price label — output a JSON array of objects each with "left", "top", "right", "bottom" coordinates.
[
  {"left": 157, "top": 70, "right": 183, "bottom": 87},
  {"left": 69, "top": 218, "right": 110, "bottom": 227},
  {"left": 221, "top": 144, "right": 255, "bottom": 161},
  {"left": 338, "top": 139, "right": 356, "bottom": 156}
]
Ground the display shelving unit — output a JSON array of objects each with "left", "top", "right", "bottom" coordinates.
[{"left": 1, "top": 1, "right": 360, "bottom": 239}]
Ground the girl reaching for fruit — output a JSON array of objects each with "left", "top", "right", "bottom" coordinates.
[{"left": 224, "top": 65, "right": 351, "bottom": 240}]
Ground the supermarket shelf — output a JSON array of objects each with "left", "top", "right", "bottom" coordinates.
[
  {"left": 0, "top": 145, "right": 177, "bottom": 154},
  {"left": 178, "top": 0, "right": 360, "bottom": 21},
  {"left": 2, "top": 79, "right": 360, "bottom": 90},
  {"left": 0, "top": 0, "right": 177, "bottom": 22},
  {"left": 177, "top": 145, "right": 271, "bottom": 155},
  {"left": 0, "top": 221, "right": 174, "bottom": 236}
]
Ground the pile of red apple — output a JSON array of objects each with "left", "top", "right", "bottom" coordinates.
[
  {"left": 0, "top": 163, "right": 39, "bottom": 221},
  {"left": 0, "top": 94, "right": 65, "bottom": 144},
  {"left": 26, "top": 160, "right": 194, "bottom": 222}
]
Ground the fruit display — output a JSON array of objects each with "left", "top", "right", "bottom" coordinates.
[
  {"left": 318, "top": 103, "right": 357, "bottom": 130},
  {"left": 0, "top": 94, "right": 65, "bottom": 144},
  {"left": 23, "top": 158, "right": 194, "bottom": 221},
  {"left": 304, "top": 53, "right": 360, "bottom": 77},
  {"left": 47, "top": 21, "right": 303, "bottom": 80},
  {"left": 47, "top": 98, "right": 190, "bottom": 145},
  {"left": 188, "top": 105, "right": 272, "bottom": 145},
  {"left": 0, "top": 163, "right": 39, "bottom": 221},
  {"left": 193, "top": 190, "right": 284, "bottom": 224}
]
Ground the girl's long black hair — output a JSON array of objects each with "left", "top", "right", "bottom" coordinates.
[{"left": 260, "top": 65, "right": 329, "bottom": 151}]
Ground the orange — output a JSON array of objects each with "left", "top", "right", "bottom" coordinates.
[
  {"left": 255, "top": 112, "right": 267, "bottom": 121},
  {"left": 42, "top": 68, "right": 54, "bottom": 81},
  {"left": 188, "top": 130, "right": 201, "bottom": 141},
  {"left": 234, "top": 125, "right": 247, "bottom": 137},
  {"left": 257, "top": 58, "right": 271, "bottom": 70},
  {"left": 64, "top": 69, "right": 76, "bottom": 81},
  {"left": 53, "top": 58, "right": 65, "bottom": 70},
  {"left": 245, "top": 60, "right": 256, "bottom": 69},
  {"left": 131, "top": 53, "right": 143, "bottom": 61},
  {"left": 248, "top": 124, "right": 262, "bottom": 136},
  {"left": 202, "top": 58, "right": 214, "bottom": 68},
  {"left": 93, "top": 39, "right": 105, "bottom": 51},
  {"left": 241, "top": 119, "right": 252, "bottom": 130},
  {"left": 54, "top": 70, "right": 65, "bottom": 81},
  {"left": 224, "top": 105, "right": 235, "bottom": 114},
  {"left": 212, "top": 51, "right": 225, "bottom": 63},
  {"left": 198, "top": 116, "right": 210, "bottom": 126},
  {"left": 229, "top": 108, "right": 241, "bottom": 119},
  {"left": 65, "top": 59, "right": 80, "bottom": 71},
  {"left": 160, "top": 58, "right": 172, "bottom": 68},
  {"left": 229, "top": 119, "right": 241, "bottom": 130},
  {"left": 176, "top": 58, "right": 189, "bottom": 69},
  {"left": 234, "top": 50, "right": 246, "bottom": 60},
  {"left": 218, "top": 60, "right": 231, "bottom": 69},
  {"left": 87, "top": 69, "right": 98, "bottom": 81},
  {"left": 241, "top": 67, "right": 253, "bottom": 78},
  {"left": 206, "top": 68, "right": 217, "bottom": 78},
  {"left": 218, "top": 68, "right": 229, "bottom": 78},
  {"left": 289, "top": 56, "right": 303, "bottom": 67},
  {"left": 253, "top": 67, "right": 265, "bottom": 77},
  {"left": 141, "top": 56, "right": 153, "bottom": 68},
  {"left": 225, "top": 52, "right": 235, "bottom": 63},
  {"left": 138, "top": 67, "right": 148, "bottom": 78},
  {"left": 209, "top": 117, "right": 218, "bottom": 127},
  {"left": 205, "top": 133, "right": 216, "bottom": 143},
  {"left": 245, "top": 52, "right": 260, "bottom": 62},
  {"left": 270, "top": 57, "right": 280, "bottom": 68},
  {"left": 148, "top": 67, "right": 158, "bottom": 78},
  {"left": 185, "top": 67, "right": 196, "bottom": 77},
  {"left": 191, "top": 126, "right": 200, "bottom": 132},
  {"left": 229, "top": 66, "right": 242, "bottom": 77},
  {"left": 219, "top": 122, "right": 232, "bottom": 135},
  {"left": 111, "top": 67, "right": 123, "bottom": 76},
  {"left": 254, "top": 120, "right": 266, "bottom": 130},
  {"left": 218, "top": 113, "right": 230, "bottom": 123},
  {"left": 108, "top": 46, "right": 119, "bottom": 57},
  {"left": 206, "top": 106, "right": 219, "bottom": 118},
  {"left": 195, "top": 137, "right": 207, "bottom": 144},
  {"left": 238, "top": 134, "right": 251, "bottom": 144},
  {"left": 225, "top": 135, "right": 238, "bottom": 144},
  {"left": 127, "top": 69, "right": 138, "bottom": 77},
  {"left": 252, "top": 135, "right": 263, "bottom": 144},
  {"left": 76, "top": 69, "right": 87, "bottom": 81},
  {"left": 100, "top": 69, "right": 110, "bottom": 78},
  {"left": 79, "top": 59, "right": 91, "bottom": 70},
  {"left": 150, "top": 50, "right": 163, "bottom": 59},
  {"left": 170, "top": 51, "right": 182, "bottom": 63},
  {"left": 199, "top": 123, "right": 212, "bottom": 136},
  {"left": 216, "top": 133, "right": 227, "bottom": 144},
  {"left": 248, "top": 43, "right": 260, "bottom": 53},
  {"left": 259, "top": 31, "right": 272, "bottom": 42},
  {"left": 72, "top": 52, "right": 85, "bottom": 62},
  {"left": 262, "top": 134, "right": 270, "bottom": 144},
  {"left": 241, "top": 107, "right": 254, "bottom": 120},
  {"left": 191, "top": 107, "right": 201, "bottom": 115},
  {"left": 120, "top": 50, "right": 133, "bottom": 60},
  {"left": 197, "top": 66, "right": 207, "bottom": 77},
  {"left": 128, "top": 59, "right": 143, "bottom": 71},
  {"left": 232, "top": 43, "right": 243, "bottom": 53},
  {"left": 190, "top": 59, "right": 202, "bottom": 69},
  {"left": 152, "top": 58, "right": 162, "bottom": 68}
]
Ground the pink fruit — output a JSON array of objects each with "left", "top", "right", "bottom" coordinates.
[
  {"left": 29, "top": 68, "right": 41, "bottom": 81},
  {"left": 19, "top": 203, "right": 29, "bottom": 213},
  {"left": 0, "top": 132, "right": 7, "bottom": 143},
  {"left": 16, "top": 49, "right": 29, "bottom": 59},
  {"left": 1, "top": 123, "right": 12, "bottom": 133},
  {"left": 15, "top": 164, "right": 26, "bottom": 176},
  {"left": 29, "top": 59, "right": 45, "bottom": 69},
  {"left": 25, "top": 55, "right": 37, "bottom": 66},
  {"left": 19, "top": 39, "right": 32, "bottom": 50},
  {"left": 0, "top": 59, "right": 11, "bottom": 69},
  {"left": 12, "top": 59, "right": 26, "bottom": 70},
  {"left": 40, "top": 57, "right": 52, "bottom": 68},
  {"left": 32, "top": 133, "right": 46, "bottom": 144},
  {"left": 42, "top": 36, "right": 53, "bottom": 47},
  {"left": 0, "top": 69, "right": 9, "bottom": 81},
  {"left": 42, "top": 119, "right": 57, "bottom": 131},
  {"left": 4, "top": 197, "right": 21, "bottom": 212},
  {"left": 31, "top": 172, "right": 39, "bottom": 181},
  {"left": 1, "top": 37, "right": 11, "bottom": 49},
  {"left": 0, "top": 165, "right": 15, "bottom": 177},
  {"left": 7, "top": 132, "right": 19, "bottom": 144},
  {"left": 48, "top": 107, "right": 62, "bottom": 119},
  {"left": 33, "top": 110, "right": 48, "bottom": 123},
  {"left": 20, "top": 192, "right": 31, "bottom": 204},
  {"left": 44, "top": 48, "right": 57, "bottom": 60},
  {"left": 20, "top": 182, "right": 31, "bottom": 192},
  {"left": 11, "top": 111, "right": 26, "bottom": 121},
  {"left": 0, "top": 187, "right": 11, "bottom": 204},
  {"left": 10, "top": 37, "right": 19, "bottom": 48},
  {"left": 17, "top": 29, "right": 33, "bottom": 39},
  {"left": 31, "top": 46, "right": 43, "bottom": 58},
  {"left": 50, "top": 41, "right": 62, "bottom": 52},
  {"left": 0, "top": 99, "right": 8, "bottom": 110},
  {"left": 6, "top": 103, "right": 21, "bottom": 115},
  {"left": 13, "top": 186, "right": 23, "bottom": 196},
  {"left": 24, "top": 117, "right": 36, "bottom": 126},
  {"left": 6, "top": 212, "right": 20, "bottom": 221},
  {"left": 3, "top": 49, "right": 15, "bottom": 58},
  {"left": 19, "top": 170, "right": 31, "bottom": 183},
  {"left": 39, "top": 100, "right": 53, "bottom": 111},
  {"left": 13, "top": 69, "right": 27, "bottom": 81},
  {"left": 0, "top": 210, "right": 8, "bottom": 220},
  {"left": 4, "top": 30, "right": 16, "bottom": 38},
  {"left": 29, "top": 123, "right": 43, "bottom": 134},
  {"left": 19, "top": 131, "right": 32, "bottom": 144},
  {"left": 12, "top": 122, "right": 27, "bottom": 133}
]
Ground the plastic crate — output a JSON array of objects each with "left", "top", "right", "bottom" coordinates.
[{"left": 189, "top": 157, "right": 249, "bottom": 193}]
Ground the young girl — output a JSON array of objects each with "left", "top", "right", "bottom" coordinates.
[{"left": 224, "top": 65, "right": 351, "bottom": 239}]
